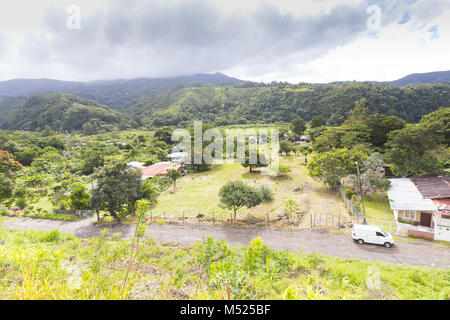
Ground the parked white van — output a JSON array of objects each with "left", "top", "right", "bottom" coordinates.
[{"left": 352, "top": 224, "right": 395, "bottom": 248}]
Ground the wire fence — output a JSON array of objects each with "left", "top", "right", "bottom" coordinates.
[{"left": 338, "top": 186, "right": 365, "bottom": 222}]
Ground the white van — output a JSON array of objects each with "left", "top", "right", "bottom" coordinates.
[{"left": 352, "top": 224, "right": 395, "bottom": 248}]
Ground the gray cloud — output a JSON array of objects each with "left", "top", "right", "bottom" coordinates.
[
  {"left": 11, "top": 0, "right": 370, "bottom": 80},
  {"left": 4, "top": 0, "right": 449, "bottom": 81}
]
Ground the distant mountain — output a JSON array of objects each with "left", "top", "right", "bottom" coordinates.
[
  {"left": 0, "top": 73, "right": 243, "bottom": 109},
  {"left": 389, "top": 71, "right": 450, "bottom": 86}
]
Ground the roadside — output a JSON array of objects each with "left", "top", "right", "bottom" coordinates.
[{"left": 1, "top": 217, "right": 449, "bottom": 268}]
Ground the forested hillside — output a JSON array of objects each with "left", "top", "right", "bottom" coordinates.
[
  {"left": 0, "top": 81, "right": 448, "bottom": 131},
  {"left": 127, "top": 82, "right": 450, "bottom": 127},
  {"left": 0, "top": 93, "right": 137, "bottom": 133}
]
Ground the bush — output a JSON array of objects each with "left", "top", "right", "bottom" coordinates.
[
  {"left": 277, "top": 165, "right": 291, "bottom": 177},
  {"left": 258, "top": 186, "right": 273, "bottom": 202},
  {"left": 344, "top": 188, "right": 354, "bottom": 199},
  {"left": 15, "top": 198, "right": 27, "bottom": 210}
]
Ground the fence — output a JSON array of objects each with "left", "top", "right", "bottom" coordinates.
[
  {"left": 365, "top": 218, "right": 398, "bottom": 234},
  {"left": 338, "top": 186, "right": 365, "bottom": 222},
  {"left": 309, "top": 213, "right": 353, "bottom": 229},
  {"left": 144, "top": 210, "right": 357, "bottom": 231},
  {"left": 54, "top": 209, "right": 94, "bottom": 218}
]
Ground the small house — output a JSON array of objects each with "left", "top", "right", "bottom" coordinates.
[
  {"left": 141, "top": 162, "right": 183, "bottom": 180},
  {"left": 387, "top": 176, "right": 450, "bottom": 242}
]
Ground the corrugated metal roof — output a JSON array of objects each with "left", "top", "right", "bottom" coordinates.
[
  {"left": 141, "top": 162, "right": 181, "bottom": 178},
  {"left": 387, "top": 178, "right": 438, "bottom": 211},
  {"left": 412, "top": 175, "right": 450, "bottom": 199},
  {"left": 433, "top": 199, "right": 450, "bottom": 212}
]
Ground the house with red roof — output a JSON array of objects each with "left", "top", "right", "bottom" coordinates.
[{"left": 141, "top": 162, "right": 183, "bottom": 180}]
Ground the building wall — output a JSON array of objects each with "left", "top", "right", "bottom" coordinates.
[{"left": 397, "top": 210, "right": 436, "bottom": 227}]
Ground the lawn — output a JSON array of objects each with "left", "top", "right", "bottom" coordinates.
[
  {"left": 151, "top": 156, "right": 349, "bottom": 223},
  {"left": 364, "top": 193, "right": 395, "bottom": 222}
]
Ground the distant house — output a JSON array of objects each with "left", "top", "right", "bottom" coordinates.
[
  {"left": 387, "top": 176, "right": 450, "bottom": 242},
  {"left": 167, "top": 152, "right": 190, "bottom": 164},
  {"left": 127, "top": 161, "right": 146, "bottom": 170},
  {"left": 296, "top": 135, "right": 310, "bottom": 143},
  {"left": 141, "top": 162, "right": 183, "bottom": 180}
]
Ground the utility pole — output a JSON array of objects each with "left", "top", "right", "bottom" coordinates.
[{"left": 355, "top": 161, "right": 366, "bottom": 224}]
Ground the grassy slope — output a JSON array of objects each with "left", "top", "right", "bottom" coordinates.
[
  {"left": 0, "top": 227, "right": 448, "bottom": 300},
  {"left": 152, "top": 156, "right": 349, "bottom": 222}
]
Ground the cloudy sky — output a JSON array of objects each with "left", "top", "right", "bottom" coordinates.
[{"left": 0, "top": 0, "right": 449, "bottom": 83}]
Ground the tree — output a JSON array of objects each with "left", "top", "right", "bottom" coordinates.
[
  {"left": 242, "top": 148, "right": 268, "bottom": 172},
  {"left": 166, "top": 169, "right": 182, "bottom": 191},
  {"left": 0, "top": 150, "right": 22, "bottom": 178},
  {"left": 419, "top": 107, "right": 450, "bottom": 145},
  {"left": 69, "top": 184, "right": 91, "bottom": 210},
  {"left": 344, "top": 153, "right": 390, "bottom": 206},
  {"left": 290, "top": 116, "right": 306, "bottom": 136},
  {"left": 307, "top": 148, "right": 368, "bottom": 187},
  {"left": 14, "top": 147, "right": 39, "bottom": 166},
  {"left": 219, "top": 181, "right": 263, "bottom": 221},
  {"left": 0, "top": 174, "right": 14, "bottom": 201},
  {"left": 347, "top": 98, "right": 369, "bottom": 124},
  {"left": 90, "top": 162, "right": 142, "bottom": 220},
  {"left": 279, "top": 141, "right": 294, "bottom": 155},
  {"left": 154, "top": 127, "right": 174, "bottom": 144},
  {"left": 80, "top": 149, "right": 105, "bottom": 175},
  {"left": 310, "top": 116, "right": 325, "bottom": 128},
  {"left": 297, "top": 144, "right": 312, "bottom": 164},
  {"left": 385, "top": 124, "right": 443, "bottom": 176}
]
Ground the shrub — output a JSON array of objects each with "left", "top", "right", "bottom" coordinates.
[
  {"left": 258, "top": 186, "right": 273, "bottom": 202},
  {"left": 344, "top": 187, "right": 354, "bottom": 199},
  {"left": 277, "top": 165, "right": 291, "bottom": 177}
]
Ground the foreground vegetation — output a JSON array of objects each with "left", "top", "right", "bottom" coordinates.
[{"left": 0, "top": 226, "right": 448, "bottom": 300}]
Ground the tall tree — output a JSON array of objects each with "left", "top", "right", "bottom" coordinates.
[
  {"left": 219, "top": 181, "right": 264, "bottom": 221},
  {"left": 385, "top": 124, "right": 443, "bottom": 176},
  {"left": 166, "top": 169, "right": 182, "bottom": 191},
  {"left": 90, "top": 162, "right": 142, "bottom": 220},
  {"left": 290, "top": 116, "right": 306, "bottom": 136},
  {"left": 307, "top": 148, "right": 368, "bottom": 187}
]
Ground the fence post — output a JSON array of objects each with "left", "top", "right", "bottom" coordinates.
[
  {"left": 310, "top": 214, "right": 312, "bottom": 228},
  {"left": 150, "top": 211, "right": 152, "bottom": 223},
  {"left": 213, "top": 211, "right": 215, "bottom": 226},
  {"left": 267, "top": 212, "right": 269, "bottom": 227}
]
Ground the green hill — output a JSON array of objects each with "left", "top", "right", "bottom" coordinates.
[
  {"left": 0, "top": 93, "right": 137, "bottom": 132},
  {"left": 126, "top": 82, "right": 450, "bottom": 127}
]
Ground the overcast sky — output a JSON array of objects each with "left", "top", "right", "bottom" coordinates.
[{"left": 0, "top": 0, "right": 449, "bottom": 83}]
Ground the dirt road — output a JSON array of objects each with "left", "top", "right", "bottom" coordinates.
[{"left": 2, "top": 217, "right": 449, "bottom": 268}]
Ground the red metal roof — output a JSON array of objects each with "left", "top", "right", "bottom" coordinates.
[
  {"left": 433, "top": 199, "right": 450, "bottom": 213},
  {"left": 141, "top": 162, "right": 181, "bottom": 178}
]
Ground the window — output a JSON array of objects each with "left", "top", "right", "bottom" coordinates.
[
  {"left": 404, "top": 211, "right": 416, "bottom": 220},
  {"left": 376, "top": 232, "right": 385, "bottom": 237}
]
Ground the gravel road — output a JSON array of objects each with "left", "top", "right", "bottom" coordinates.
[{"left": 2, "top": 217, "right": 449, "bottom": 268}]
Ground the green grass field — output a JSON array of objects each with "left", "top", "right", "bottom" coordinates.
[
  {"left": 151, "top": 156, "right": 349, "bottom": 223},
  {"left": 364, "top": 193, "right": 395, "bottom": 222}
]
